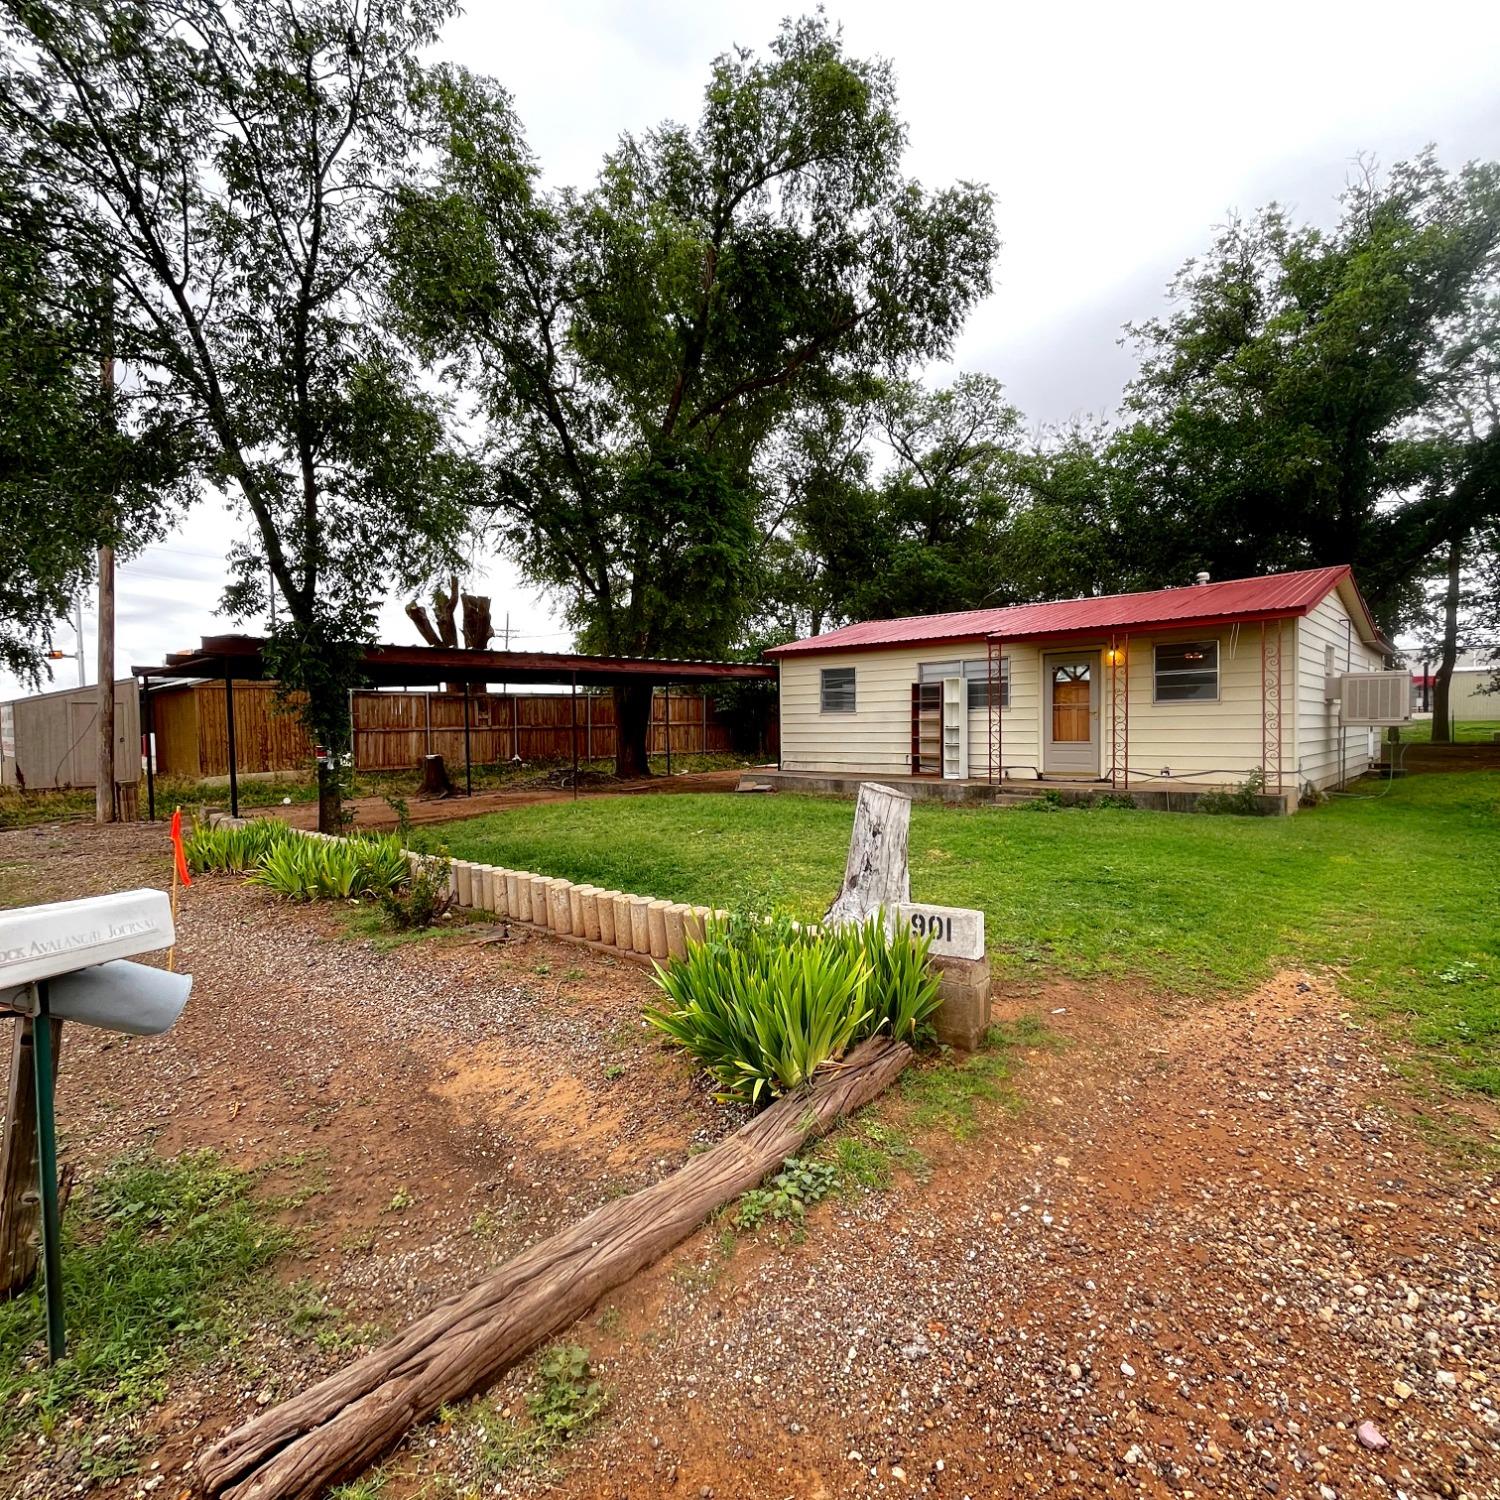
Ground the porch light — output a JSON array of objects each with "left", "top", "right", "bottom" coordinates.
[{"left": 1104, "top": 647, "right": 1125, "bottom": 667}]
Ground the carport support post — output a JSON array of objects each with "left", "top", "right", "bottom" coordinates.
[
  {"left": 462, "top": 680, "right": 473, "bottom": 797},
  {"left": 664, "top": 685, "right": 672, "bottom": 776},
  {"left": 570, "top": 671, "right": 579, "bottom": 801},
  {"left": 31, "top": 982, "right": 64, "bottom": 1363},
  {"left": 142, "top": 675, "right": 156, "bottom": 821},
  {"left": 224, "top": 671, "right": 239, "bottom": 818}
]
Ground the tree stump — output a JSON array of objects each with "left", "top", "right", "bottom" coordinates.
[
  {"left": 418, "top": 754, "right": 452, "bottom": 798},
  {"left": 824, "top": 782, "right": 912, "bottom": 928}
]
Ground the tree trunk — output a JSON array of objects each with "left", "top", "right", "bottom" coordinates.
[
  {"left": 460, "top": 593, "right": 492, "bottom": 651},
  {"left": 418, "top": 754, "right": 451, "bottom": 797},
  {"left": 614, "top": 681, "right": 653, "bottom": 778},
  {"left": 316, "top": 760, "right": 341, "bottom": 834},
  {"left": 196, "top": 1037, "right": 911, "bottom": 1500},
  {"left": 1431, "top": 537, "right": 1462, "bottom": 745},
  {"left": 0, "top": 1017, "right": 62, "bottom": 1300},
  {"left": 824, "top": 782, "right": 912, "bottom": 928}
]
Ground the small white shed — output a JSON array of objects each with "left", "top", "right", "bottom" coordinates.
[{"left": 1, "top": 679, "right": 140, "bottom": 791}]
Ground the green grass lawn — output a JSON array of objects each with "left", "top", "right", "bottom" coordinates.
[
  {"left": 419, "top": 773, "right": 1500, "bottom": 1098},
  {"left": 1396, "top": 718, "right": 1500, "bottom": 743}
]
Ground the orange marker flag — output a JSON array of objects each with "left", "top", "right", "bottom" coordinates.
[{"left": 170, "top": 807, "right": 193, "bottom": 888}]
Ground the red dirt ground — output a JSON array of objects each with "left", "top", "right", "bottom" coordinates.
[{"left": 0, "top": 821, "right": 1495, "bottom": 1500}]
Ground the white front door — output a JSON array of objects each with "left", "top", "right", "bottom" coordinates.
[{"left": 1043, "top": 652, "right": 1100, "bottom": 776}]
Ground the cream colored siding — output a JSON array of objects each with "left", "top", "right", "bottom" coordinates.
[
  {"left": 779, "top": 641, "right": 1037, "bottom": 777},
  {"left": 1102, "top": 626, "right": 1277, "bottom": 786},
  {"left": 1442, "top": 670, "right": 1498, "bottom": 721},
  {"left": 1294, "top": 589, "right": 1385, "bottom": 790}
]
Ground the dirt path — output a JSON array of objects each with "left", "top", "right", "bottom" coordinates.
[
  {"left": 252, "top": 767, "right": 749, "bottom": 831},
  {"left": 1, "top": 824, "right": 1495, "bottom": 1500}
]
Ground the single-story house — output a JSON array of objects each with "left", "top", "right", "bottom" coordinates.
[{"left": 765, "top": 565, "right": 1397, "bottom": 800}]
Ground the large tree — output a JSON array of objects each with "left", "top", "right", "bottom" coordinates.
[
  {"left": 2, "top": 0, "right": 470, "bottom": 827},
  {"left": 1107, "top": 152, "right": 1500, "bottom": 634},
  {"left": 388, "top": 14, "right": 997, "bottom": 773}
]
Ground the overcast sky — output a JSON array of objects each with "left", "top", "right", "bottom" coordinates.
[{"left": 12, "top": 0, "right": 1500, "bottom": 700}]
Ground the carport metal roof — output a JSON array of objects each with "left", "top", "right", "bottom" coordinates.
[{"left": 131, "top": 633, "right": 776, "bottom": 688}]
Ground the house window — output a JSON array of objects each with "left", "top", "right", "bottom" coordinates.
[
  {"left": 1154, "top": 640, "right": 1219, "bottom": 702},
  {"left": 820, "top": 666, "right": 856, "bottom": 713},
  {"left": 919, "top": 658, "right": 1009, "bottom": 710}
]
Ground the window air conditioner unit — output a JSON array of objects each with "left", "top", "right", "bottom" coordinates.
[{"left": 1338, "top": 672, "right": 1411, "bottom": 727}]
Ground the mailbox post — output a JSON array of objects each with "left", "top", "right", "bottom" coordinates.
[{"left": 0, "top": 890, "right": 192, "bottom": 1362}]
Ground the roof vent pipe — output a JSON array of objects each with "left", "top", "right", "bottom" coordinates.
[{"left": 1194, "top": 571, "right": 1211, "bottom": 585}]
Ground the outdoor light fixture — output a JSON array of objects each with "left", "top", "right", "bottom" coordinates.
[{"left": 1104, "top": 647, "right": 1124, "bottom": 667}]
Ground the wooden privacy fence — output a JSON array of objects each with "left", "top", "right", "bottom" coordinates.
[
  {"left": 352, "top": 689, "right": 735, "bottom": 769},
  {"left": 146, "top": 681, "right": 762, "bottom": 778}
]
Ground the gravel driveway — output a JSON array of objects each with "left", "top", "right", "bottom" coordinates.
[{"left": 1, "top": 822, "right": 1495, "bottom": 1500}]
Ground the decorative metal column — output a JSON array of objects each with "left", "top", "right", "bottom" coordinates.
[
  {"left": 1109, "top": 633, "right": 1130, "bottom": 791},
  {"left": 1261, "top": 620, "right": 1284, "bottom": 794},
  {"left": 987, "top": 635, "right": 1004, "bottom": 785}
]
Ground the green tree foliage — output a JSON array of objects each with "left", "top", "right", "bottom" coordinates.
[
  {"left": 1108, "top": 152, "right": 1500, "bottom": 632},
  {"left": 1, "top": 0, "right": 471, "bottom": 824},
  {"left": 0, "top": 170, "right": 190, "bottom": 684},
  {"left": 388, "top": 14, "right": 997, "bottom": 772}
]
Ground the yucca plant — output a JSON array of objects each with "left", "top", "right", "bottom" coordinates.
[
  {"left": 348, "top": 836, "right": 410, "bottom": 898},
  {"left": 648, "top": 910, "right": 945, "bottom": 1107},
  {"left": 248, "top": 838, "right": 321, "bottom": 901},
  {"left": 184, "top": 817, "right": 294, "bottom": 875},
  {"left": 832, "top": 915, "right": 944, "bottom": 1043}
]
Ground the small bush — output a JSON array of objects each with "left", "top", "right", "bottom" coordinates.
[
  {"left": 1197, "top": 769, "right": 1270, "bottom": 816},
  {"left": 647, "top": 912, "right": 942, "bottom": 1106},
  {"left": 379, "top": 856, "right": 452, "bottom": 930}
]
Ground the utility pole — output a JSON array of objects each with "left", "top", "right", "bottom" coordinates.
[
  {"left": 72, "top": 596, "right": 85, "bottom": 686},
  {"left": 96, "top": 282, "right": 116, "bottom": 823}
]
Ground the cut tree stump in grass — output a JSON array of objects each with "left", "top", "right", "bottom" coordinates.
[
  {"left": 825, "top": 782, "right": 912, "bottom": 928},
  {"left": 197, "top": 1036, "right": 912, "bottom": 1500}
]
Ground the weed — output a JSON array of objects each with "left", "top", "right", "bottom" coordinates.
[
  {"left": 564, "top": 966, "right": 587, "bottom": 981},
  {"left": 830, "top": 1133, "right": 895, "bottom": 1191},
  {"left": 0, "top": 1151, "right": 291, "bottom": 1447},
  {"left": 735, "top": 1157, "right": 839, "bottom": 1230},
  {"left": 529, "top": 1344, "right": 607, "bottom": 1441},
  {"left": 902, "top": 1035, "right": 1024, "bottom": 1139},
  {"left": 386, "top": 1187, "right": 413, "bottom": 1213},
  {"left": 379, "top": 855, "right": 452, "bottom": 930},
  {"left": 1196, "top": 768, "right": 1271, "bottom": 816},
  {"left": 602, "top": 1062, "right": 626, "bottom": 1081}
]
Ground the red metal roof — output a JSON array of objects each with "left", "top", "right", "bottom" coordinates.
[{"left": 765, "top": 566, "right": 1385, "bottom": 657}]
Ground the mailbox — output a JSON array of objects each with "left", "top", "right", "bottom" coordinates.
[{"left": 0, "top": 889, "right": 191, "bottom": 1361}]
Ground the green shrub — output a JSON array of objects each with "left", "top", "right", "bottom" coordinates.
[
  {"left": 1197, "top": 769, "right": 1270, "bottom": 816},
  {"left": 647, "top": 912, "right": 942, "bottom": 1106},
  {"left": 379, "top": 856, "right": 452, "bottom": 930}
]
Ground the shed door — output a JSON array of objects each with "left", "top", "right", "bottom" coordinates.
[{"left": 1043, "top": 652, "right": 1100, "bottom": 775}]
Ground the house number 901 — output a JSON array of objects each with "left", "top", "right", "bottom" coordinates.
[{"left": 908, "top": 912, "right": 953, "bottom": 942}]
